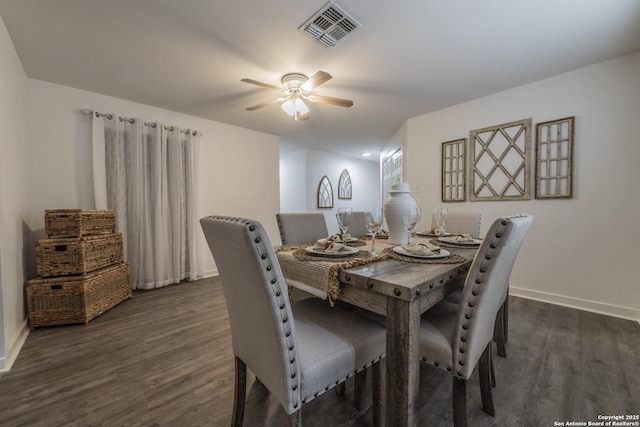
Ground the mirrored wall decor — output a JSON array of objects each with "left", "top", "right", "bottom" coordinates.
[
  {"left": 441, "top": 138, "right": 466, "bottom": 202},
  {"left": 535, "top": 116, "right": 575, "bottom": 199},
  {"left": 338, "top": 169, "right": 352, "bottom": 199},
  {"left": 470, "top": 118, "right": 531, "bottom": 201},
  {"left": 317, "top": 175, "right": 334, "bottom": 208}
]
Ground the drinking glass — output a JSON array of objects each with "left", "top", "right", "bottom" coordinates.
[
  {"left": 364, "top": 207, "right": 383, "bottom": 255},
  {"left": 433, "top": 207, "right": 448, "bottom": 235},
  {"left": 336, "top": 207, "right": 353, "bottom": 241},
  {"left": 401, "top": 207, "right": 421, "bottom": 245}
]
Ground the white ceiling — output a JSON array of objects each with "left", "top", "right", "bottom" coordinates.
[{"left": 2, "top": 0, "right": 640, "bottom": 160}]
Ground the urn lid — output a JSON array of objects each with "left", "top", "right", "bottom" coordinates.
[{"left": 389, "top": 182, "right": 411, "bottom": 193}]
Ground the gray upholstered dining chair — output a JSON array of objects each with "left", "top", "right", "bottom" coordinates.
[
  {"left": 200, "top": 215, "right": 386, "bottom": 426},
  {"left": 276, "top": 212, "right": 329, "bottom": 245},
  {"left": 419, "top": 214, "right": 533, "bottom": 427},
  {"left": 431, "top": 212, "right": 482, "bottom": 238},
  {"left": 348, "top": 211, "right": 369, "bottom": 238}
]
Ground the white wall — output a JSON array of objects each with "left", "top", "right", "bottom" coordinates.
[
  {"left": 405, "top": 51, "right": 640, "bottom": 320},
  {"left": 0, "top": 13, "right": 31, "bottom": 371},
  {"left": 27, "top": 79, "right": 281, "bottom": 277},
  {"left": 280, "top": 149, "right": 307, "bottom": 213},
  {"left": 280, "top": 148, "right": 381, "bottom": 236},
  {"left": 0, "top": 36, "right": 280, "bottom": 370}
]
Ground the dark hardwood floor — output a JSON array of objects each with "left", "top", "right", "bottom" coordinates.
[{"left": 1, "top": 276, "right": 638, "bottom": 426}]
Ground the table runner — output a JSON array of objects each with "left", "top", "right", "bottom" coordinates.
[{"left": 276, "top": 245, "right": 389, "bottom": 305}]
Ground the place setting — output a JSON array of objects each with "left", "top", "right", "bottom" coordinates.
[
  {"left": 299, "top": 208, "right": 377, "bottom": 260},
  {"left": 384, "top": 207, "right": 466, "bottom": 264},
  {"left": 436, "top": 233, "right": 482, "bottom": 248}
]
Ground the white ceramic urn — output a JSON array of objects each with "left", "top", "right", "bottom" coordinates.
[{"left": 383, "top": 182, "right": 418, "bottom": 245}]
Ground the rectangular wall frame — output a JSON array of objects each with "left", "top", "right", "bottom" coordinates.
[
  {"left": 470, "top": 118, "right": 531, "bottom": 201},
  {"left": 441, "top": 138, "right": 466, "bottom": 202},
  {"left": 535, "top": 116, "right": 575, "bottom": 199}
]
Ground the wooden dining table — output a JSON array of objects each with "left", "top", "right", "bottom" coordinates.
[{"left": 276, "top": 237, "right": 478, "bottom": 426}]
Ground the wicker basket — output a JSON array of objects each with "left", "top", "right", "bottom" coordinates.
[
  {"left": 36, "top": 233, "right": 124, "bottom": 278},
  {"left": 45, "top": 209, "right": 116, "bottom": 238},
  {"left": 26, "top": 263, "right": 132, "bottom": 328}
]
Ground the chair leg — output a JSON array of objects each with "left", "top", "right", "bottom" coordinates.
[
  {"left": 452, "top": 377, "right": 467, "bottom": 427},
  {"left": 335, "top": 382, "right": 345, "bottom": 395},
  {"left": 353, "top": 369, "right": 367, "bottom": 410},
  {"left": 232, "top": 357, "right": 247, "bottom": 427},
  {"left": 495, "top": 299, "right": 507, "bottom": 358},
  {"left": 372, "top": 362, "right": 382, "bottom": 427},
  {"left": 503, "top": 292, "right": 509, "bottom": 344},
  {"left": 478, "top": 343, "right": 496, "bottom": 417},
  {"left": 287, "top": 410, "right": 301, "bottom": 427},
  {"left": 490, "top": 349, "right": 496, "bottom": 388}
]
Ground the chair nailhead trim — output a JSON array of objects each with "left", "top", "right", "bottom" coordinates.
[
  {"left": 249, "top": 225, "right": 256, "bottom": 231},
  {"left": 261, "top": 254, "right": 267, "bottom": 259},
  {"left": 254, "top": 237, "right": 261, "bottom": 243}
]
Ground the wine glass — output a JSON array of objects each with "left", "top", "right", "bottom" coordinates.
[
  {"left": 401, "top": 207, "right": 421, "bottom": 245},
  {"left": 433, "top": 207, "right": 448, "bottom": 235},
  {"left": 364, "top": 207, "right": 384, "bottom": 255},
  {"left": 336, "top": 207, "right": 353, "bottom": 241}
]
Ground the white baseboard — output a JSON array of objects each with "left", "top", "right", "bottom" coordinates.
[
  {"left": 198, "top": 269, "right": 218, "bottom": 279},
  {"left": 510, "top": 286, "right": 640, "bottom": 324},
  {"left": 0, "top": 319, "right": 30, "bottom": 373}
]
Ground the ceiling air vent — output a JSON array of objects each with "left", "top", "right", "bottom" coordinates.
[{"left": 299, "top": 1, "right": 361, "bottom": 48}]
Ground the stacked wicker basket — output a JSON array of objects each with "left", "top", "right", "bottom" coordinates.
[{"left": 26, "top": 209, "right": 132, "bottom": 328}]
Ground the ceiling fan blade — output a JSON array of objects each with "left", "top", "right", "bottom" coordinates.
[
  {"left": 307, "top": 94, "right": 353, "bottom": 108},
  {"left": 241, "top": 78, "right": 282, "bottom": 92},
  {"left": 246, "top": 98, "right": 286, "bottom": 111},
  {"left": 300, "top": 71, "right": 332, "bottom": 92}
]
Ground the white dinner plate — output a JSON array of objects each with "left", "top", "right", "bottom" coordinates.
[
  {"left": 393, "top": 246, "right": 450, "bottom": 259},
  {"left": 438, "top": 236, "right": 482, "bottom": 245},
  {"left": 305, "top": 246, "right": 359, "bottom": 257}
]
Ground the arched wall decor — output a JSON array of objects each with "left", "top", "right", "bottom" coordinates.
[
  {"left": 317, "top": 175, "right": 334, "bottom": 208},
  {"left": 338, "top": 169, "right": 352, "bottom": 199}
]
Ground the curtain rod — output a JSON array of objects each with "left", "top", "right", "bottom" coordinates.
[{"left": 81, "top": 109, "right": 201, "bottom": 136}]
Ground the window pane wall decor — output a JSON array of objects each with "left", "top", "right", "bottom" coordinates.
[
  {"left": 470, "top": 118, "right": 531, "bottom": 201},
  {"left": 441, "top": 138, "right": 466, "bottom": 202},
  {"left": 535, "top": 116, "right": 575, "bottom": 199}
]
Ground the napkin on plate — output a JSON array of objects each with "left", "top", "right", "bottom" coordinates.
[
  {"left": 313, "top": 239, "right": 349, "bottom": 253},
  {"left": 324, "top": 242, "right": 349, "bottom": 253},
  {"left": 326, "top": 233, "right": 351, "bottom": 242},
  {"left": 418, "top": 228, "right": 443, "bottom": 235},
  {"left": 400, "top": 242, "right": 441, "bottom": 256},
  {"left": 449, "top": 234, "right": 474, "bottom": 242}
]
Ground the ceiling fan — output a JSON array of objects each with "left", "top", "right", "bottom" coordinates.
[{"left": 241, "top": 71, "right": 353, "bottom": 121}]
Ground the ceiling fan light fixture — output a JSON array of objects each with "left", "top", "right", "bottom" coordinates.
[{"left": 281, "top": 95, "right": 309, "bottom": 118}]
